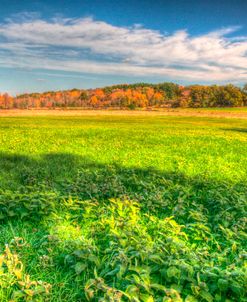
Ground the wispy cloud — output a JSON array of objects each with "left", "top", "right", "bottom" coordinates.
[{"left": 0, "top": 16, "right": 247, "bottom": 83}]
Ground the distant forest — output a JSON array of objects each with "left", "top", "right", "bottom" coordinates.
[{"left": 1, "top": 83, "right": 247, "bottom": 109}]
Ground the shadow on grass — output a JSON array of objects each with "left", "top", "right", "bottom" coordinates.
[
  {"left": 0, "top": 152, "right": 246, "bottom": 235},
  {"left": 0, "top": 152, "right": 246, "bottom": 302},
  {"left": 222, "top": 128, "right": 247, "bottom": 133}
]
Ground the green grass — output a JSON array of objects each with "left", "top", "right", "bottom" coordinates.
[{"left": 0, "top": 114, "right": 246, "bottom": 301}]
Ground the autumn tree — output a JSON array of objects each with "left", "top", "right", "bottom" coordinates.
[
  {"left": 6, "top": 82, "right": 247, "bottom": 109},
  {"left": 0, "top": 93, "right": 13, "bottom": 109},
  {"left": 89, "top": 95, "right": 100, "bottom": 108}
]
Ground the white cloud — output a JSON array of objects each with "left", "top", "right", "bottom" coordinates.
[{"left": 0, "top": 16, "right": 247, "bottom": 83}]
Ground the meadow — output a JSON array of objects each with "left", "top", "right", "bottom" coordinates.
[{"left": 0, "top": 111, "right": 246, "bottom": 301}]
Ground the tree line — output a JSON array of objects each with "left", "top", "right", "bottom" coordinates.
[{"left": 1, "top": 83, "right": 247, "bottom": 109}]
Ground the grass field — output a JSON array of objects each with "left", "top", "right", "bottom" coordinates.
[{"left": 0, "top": 111, "right": 246, "bottom": 301}]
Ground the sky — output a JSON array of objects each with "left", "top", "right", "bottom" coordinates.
[{"left": 0, "top": 0, "right": 247, "bottom": 95}]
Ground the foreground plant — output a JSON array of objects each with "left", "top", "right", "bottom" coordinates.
[
  {"left": 0, "top": 245, "right": 51, "bottom": 301},
  {"left": 56, "top": 199, "right": 246, "bottom": 302}
]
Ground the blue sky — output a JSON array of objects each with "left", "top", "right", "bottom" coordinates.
[{"left": 0, "top": 0, "right": 247, "bottom": 94}]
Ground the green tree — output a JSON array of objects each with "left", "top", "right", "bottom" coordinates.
[{"left": 79, "top": 91, "right": 89, "bottom": 107}]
